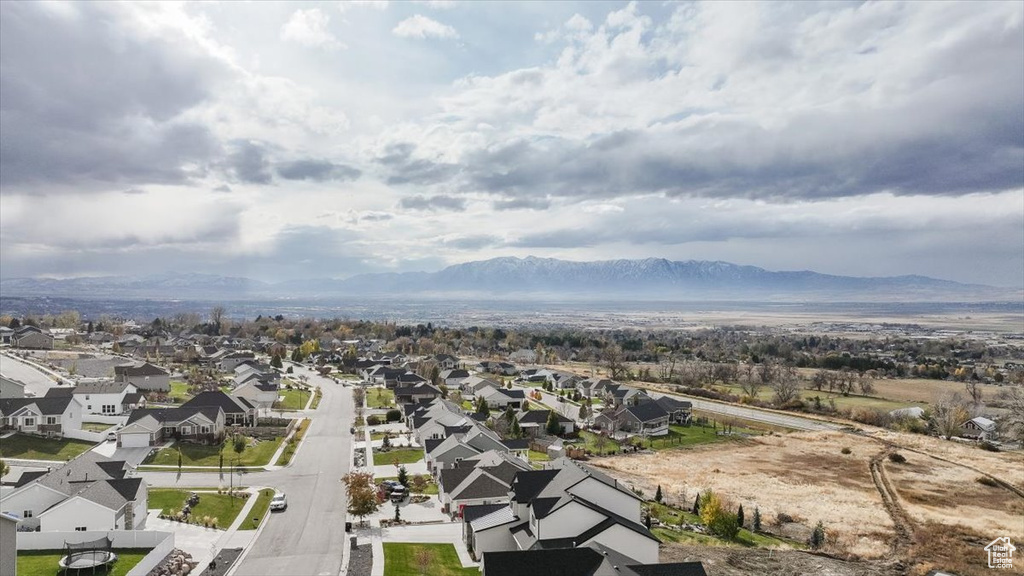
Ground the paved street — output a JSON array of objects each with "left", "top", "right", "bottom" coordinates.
[
  {"left": 645, "top": 390, "right": 842, "bottom": 431},
  {"left": 139, "top": 364, "right": 356, "bottom": 576},
  {"left": 0, "top": 352, "right": 63, "bottom": 397}
]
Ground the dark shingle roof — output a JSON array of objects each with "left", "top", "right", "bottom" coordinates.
[
  {"left": 481, "top": 548, "right": 605, "bottom": 576},
  {"left": 511, "top": 469, "right": 559, "bottom": 502},
  {"left": 623, "top": 400, "right": 668, "bottom": 422},
  {"left": 501, "top": 439, "right": 529, "bottom": 451},
  {"left": 654, "top": 396, "right": 692, "bottom": 411},
  {"left": 0, "top": 396, "right": 75, "bottom": 417},
  {"left": 181, "top": 391, "right": 249, "bottom": 414}
]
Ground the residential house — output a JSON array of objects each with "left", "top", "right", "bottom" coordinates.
[
  {"left": 516, "top": 409, "right": 574, "bottom": 436},
  {"left": 476, "top": 386, "right": 525, "bottom": 410},
  {"left": 653, "top": 396, "right": 693, "bottom": 425},
  {"left": 594, "top": 400, "right": 669, "bottom": 437},
  {"left": 0, "top": 375, "right": 26, "bottom": 399},
  {"left": 0, "top": 452, "right": 147, "bottom": 532},
  {"left": 961, "top": 416, "right": 997, "bottom": 440},
  {"left": 0, "top": 512, "right": 15, "bottom": 576},
  {"left": 11, "top": 326, "right": 54, "bottom": 350},
  {"left": 0, "top": 326, "right": 14, "bottom": 345},
  {"left": 231, "top": 380, "right": 279, "bottom": 410},
  {"left": 435, "top": 354, "right": 460, "bottom": 370},
  {"left": 480, "top": 544, "right": 707, "bottom": 576},
  {"left": 45, "top": 381, "right": 138, "bottom": 416},
  {"left": 508, "top": 350, "right": 537, "bottom": 364},
  {"left": 217, "top": 351, "right": 257, "bottom": 372},
  {"left": 182, "top": 391, "right": 257, "bottom": 426},
  {"left": 117, "top": 406, "right": 225, "bottom": 447},
  {"left": 0, "top": 396, "right": 81, "bottom": 437},
  {"left": 394, "top": 382, "right": 443, "bottom": 406},
  {"left": 441, "top": 369, "right": 471, "bottom": 389},
  {"left": 439, "top": 450, "right": 531, "bottom": 517},
  {"left": 114, "top": 362, "right": 170, "bottom": 392},
  {"left": 601, "top": 383, "right": 648, "bottom": 408},
  {"left": 466, "top": 458, "right": 660, "bottom": 565},
  {"left": 479, "top": 361, "right": 518, "bottom": 376},
  {"left": 546, "top": 370, "right": 580, "bottom": 390}
]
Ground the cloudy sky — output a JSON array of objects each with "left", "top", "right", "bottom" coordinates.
[{"left": 1, "top": 1, "right": 1022, "bottom": 286}]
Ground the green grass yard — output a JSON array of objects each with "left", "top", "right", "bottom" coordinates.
[
  {"left": 149, "top": 489, "right": 249, "bottom": 528},
  {"left": 382, "top": 543, "right": 477, "bottom": 576},
  {"left": 641, "top": 424, "right": 760, "bottom": 450},
  {"left": 0, "top": 434, "right": 95, "bottom": 461},
  {"left": 169, "top": 380, "right": 192, "bottom": 402},
  {"left": 143, "top": 436, "right": 284, "bottom": 467},
  {"left": 647, "top": 502, "right": 802, "bottom": 549},
  {"left": 368, "top": 388, "right": 395, "bottom": 408},
  {"left": 18, "top": 549, "right": 149, "bottom": 576},
  {"left": 82, "top": 422, "right": 114, "bottom": 432},
  {"left": 527, "top": 450, "right": 550, "bottom": 462},
  {"left": 372, "top": 447, "right": 423, "bottom": 466},
  {"left": 577, "top": 430, "right": 621, "bottom": 455},
  {"left": 242, "top": 488, "right": 276, "bottom": 530},
  {"left": 274, "top": 387, "right": 311, "bottom": 411}
]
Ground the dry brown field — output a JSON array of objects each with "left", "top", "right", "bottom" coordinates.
[{"left": 595, "top": 429, "right": 1024, "bottom": 575}]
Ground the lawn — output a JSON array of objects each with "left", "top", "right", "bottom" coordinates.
[
  {"left": 18, "top": 549, "right": 149, "bottom": 576},
  {"left": 528, "top": 450, "right": 550, "bottom": 462},
  {"left": 641, "top": 424, "right": 758, "bottom": 450},
  {"left": 276, "top": 419, "right": 309, "bottom": 466},
  {"left": 149, "top": 489, "right": 249, "bottom": 528},
  {"left": 241, "top": 488, "right": 276, "bottom": 530},
  {"left": 382, "top": 543, "right": 477, "bottom": 576},
  {"left": 368, "top": 388, "right": 395, "bottom": 409},
  {"left": 169, "top": 380, "right": 192, "bottom": 403},
  {"left": 82, "top": 422, "right": 114, "bottom": 432},
  {"left": 144, "top": 436, "right": 284, "bottom": 467},
  {"left": 577, "top": 430, "right": 621, "bottom": 455},
  {"left": 373, "top": 447, "right": 423, "bottom": 466},
  {"left": 0, "top": 434, "right": 95, "bottom": 461},
  {"left": 377, "top": 475, "right": 439, "bottom": 495},
  {"left": 274, "top": 387, "right": 311, "bottom": 411}
]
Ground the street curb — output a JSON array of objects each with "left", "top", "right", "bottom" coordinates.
[{"left": 223, "top": 486, "right": 275, "bottom": 576}]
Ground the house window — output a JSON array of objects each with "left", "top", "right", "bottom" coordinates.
[
  {"left": 181, "top": 426, "right": 192, "bottom": 435},
  {"left": 75, "top": 526, "right": 87, "bottom": 532},
  {"left": 201, "top": 426, "right": 210, "bottom": 434},
  {"left": 23, "top": 418, "right": 34, "bottom": 427},
  {"left": 23, "top": 510, "right": 32, "bottom": 518},
  {"left": 102, "top": 405, "right": 116, "bottom": 414},
  {"left": 87, "top": 405, "right": 92, "bottom": 410},
  {"left": 46, "top": 416, "right": 57, "bottom": 425}
]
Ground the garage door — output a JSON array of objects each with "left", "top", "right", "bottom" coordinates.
[{"left": 119, "top": 432, "right": 150, "bottom": 447}]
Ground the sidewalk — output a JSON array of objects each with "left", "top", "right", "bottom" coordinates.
[{"left": 191, "top": 486, "right": 264, "bottom": 576}]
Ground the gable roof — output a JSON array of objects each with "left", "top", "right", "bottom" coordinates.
[
  {"left": 114, "top": 362, "right": 168, "bottom": 377},
  {"left": 653, "top": 396, "right": 692, "bottom": 411},
  {"left": 621, "top": 400, "right": 668, "bottom": 423},
  {"left": 126, "top": 406, "right": 222, "bottom": 426},
  {"left": 181, "top": 391, "right": 251, "bottom": 414},
  {"left": 462, "top": 503, "right": 508, "bottom": 524},
  {"left": 0, "top": 395, "right": 76, "bottom": 417},
  {"left": 481, "top": 548, "right": 606, "bottom": 576}
]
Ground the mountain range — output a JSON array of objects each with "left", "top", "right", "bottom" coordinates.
[{"left": 0, "top": 257, "right": 1013, "bottom": 301}]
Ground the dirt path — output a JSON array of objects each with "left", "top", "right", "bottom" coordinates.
[{"left": 867, "top": 450, "right": 914, "bottom": 556}]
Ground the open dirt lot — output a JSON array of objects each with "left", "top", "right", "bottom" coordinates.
[{"left": 595, "top": 429, "right": 1024, "bottom": 574}]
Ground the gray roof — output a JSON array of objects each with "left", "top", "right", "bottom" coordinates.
[
  {"left": 70, "top": 381, "right": 135, "bottom": 395},
  {"left": 36, "top": 452, "right": 129, "bottom": 498},
  {"left": 0, "top": 396, "right": 76, "bottom": 417},
  {"left": 470, "top": 505, "right": 517, "bottom": 532}
]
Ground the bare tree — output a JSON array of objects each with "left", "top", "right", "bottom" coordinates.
[
  {"left": 931, "top": 392, "right": 970, "bottom": 440},
  {"left": 739, "top": 364, "right": 763, "bottom": 399},
  {"left": 964, "top": 380, "right": 983, "bottom": 406},
  {"left": 771, "top": 365, "right": 799, "bottom": 406},
  {"left": 997, "top": 386, "right": 1024, "bottom": 445}
]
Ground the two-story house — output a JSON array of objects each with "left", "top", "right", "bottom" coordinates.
[
  {"left": 0, "top": 396, "right": 81, "bottom": 437},
  {"left": 113, "top": 362, "right": 170, "bottom": 392}
]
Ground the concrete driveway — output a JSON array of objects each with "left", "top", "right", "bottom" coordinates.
[{"left": 92, "top": 441, "right": 153, "bottom": 467}]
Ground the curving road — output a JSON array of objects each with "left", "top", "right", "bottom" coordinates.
[
  {"left": 0, "top": 352, "right": 64, "bottom": 397},
  {"left": 141, "top": 364, "right": 355, "bottom": 576},
  {"left": 645, "top": 389, "right": 842, "bottom": 431}
]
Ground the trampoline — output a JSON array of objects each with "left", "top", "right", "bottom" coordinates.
[{"left": 59, "top": 536, "right": 118, "bottom": 573}]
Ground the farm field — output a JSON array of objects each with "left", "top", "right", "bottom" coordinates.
[{"left": 595, "top": 428, "right": 1024, "bottom": 574}]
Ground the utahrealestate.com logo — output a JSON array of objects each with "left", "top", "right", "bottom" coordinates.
[{"left": 985, "top": 537, "right": 1016, "bottom": 569}]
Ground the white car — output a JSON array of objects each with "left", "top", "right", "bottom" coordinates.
[
  {"left": 106, "top": 431, "right": 117, "bottom": 442},
  {"left": 270, "top": 493, "right": 288, "bottom": 511}
]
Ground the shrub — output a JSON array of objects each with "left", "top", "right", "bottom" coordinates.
[
  {"left": 775, "top": 512, "right": 795, "bottom": 525},
  {"left": 809, "top": 520, "right": 825, "bottom": 549},
  {"left": 366, "top": 415, "right": 382, "bottom": 426},
  {"left": 978, "top": 441, "right": 1000, "bottom": 452},
  {"left": 840, "top": 447, "right": 852, "bottom": 455},
  {"left": 888, "top": 452, "right": 906, "bottom": 464},
  {"left": 976, "top": 476, "right": 999, "bottom": 487},
  {"left": 386, "top": 409, "right": 402, "bottom": 422}
]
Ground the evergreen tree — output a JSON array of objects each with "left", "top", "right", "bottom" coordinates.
[
  {"left": 809, "top": 521, "right": 825, "bottom": 549},
  {"left": 510, "top": 418, "right": 523, "bottom": 439},
  {"left": 655, "top": 485, "right": 663, "bottom": 503},
  {"left": 545, "top": 410, "right": 562, "bottom": 436},
  {"left": 397, "top": 465, "right": 409, "bottom": 487},
  {"left": 737, "top": 504, "right": 745, "bottom": 529},
  {"left": 270, "top": 353, "right": 283, "bottom": 369},
  {"left": 476, "top": 396, "right": 491, "bottom": 417},
  {"left": 693, "top": 493, "right": 700, "bottom": 515},
  {"left": 752, "top": 507, "right": 762, "bottom": 532}
]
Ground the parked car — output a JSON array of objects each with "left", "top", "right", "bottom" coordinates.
[
  {"left": 389, "top": 486, "right": 408, "bottom": 502},
  {"left": 270, "top": 493, "right": 288, "bottom": 511},
  {"left": 106, "top": 431, "right": 117, "bottom": 442}
]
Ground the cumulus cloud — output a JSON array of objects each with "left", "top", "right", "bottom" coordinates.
[
  {"left": 399, "top": 195, "right": 466, "bottom": 211},
  {"left": 225, "top": 141, "right": 273, "bottom": 184},
  {"left": 281, "top": 8, "right": 344, "bottom": 50},
  {"left": 393, "top": 15, "right": 459, "bottom": 39},
  {"left": 492, "top": 197, "right": 551, "bottom": 211}
]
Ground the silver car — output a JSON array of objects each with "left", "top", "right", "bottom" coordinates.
[{"left": 270, "top": 493, "right": 288, "bottom": 511}]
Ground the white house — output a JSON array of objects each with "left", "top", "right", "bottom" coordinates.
[
  {"left": 231, "top": 380, "right": 279, "bottom": 410},
  {"left": 0, "top": 452, "right": 147, "bottom": 532},
  {"left": 0, "top": 396, "right": 82, "bottom": 437},
  {"left": 117, "top": 406, "right": 225, "bottom": 447},
  {"left": 467, "top": 458, "right": 659, "bottom": 565},
  {"left": 45, "top": 381, "right": 138, "bottom": 416},
  {"left": 0, "top": 512, "right": 17, "bottom": 576},
  {"left": 961, "top": 416, "right": 997, "bottom": 440}
]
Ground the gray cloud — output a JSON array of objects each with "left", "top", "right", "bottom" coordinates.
[
  {"left": 0, "top": 2, "right": 225, "bottom": 192},
  {"left": 122, "top": 188, "right": 147, "bottom": 196},
  {"left": 226, "top": 141, "right": 273, "bottom": 185},
  {"left": 376, "top": 142, "right": 459, "bottom": 186},
  {"left": 213, "top": 185, "right": 233, "bottom": 193},
  {"left": 399, "top": 194, "right": 466, "bottom": 211},
  {"left": 442, "top": 235, "right": 503, "bottom": 250},
  {"left": 277, "top": 159, "right": 362, "bottom": 182},
  {"left": 493, "top": 197, "right": 551, "bottom": 211}
]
